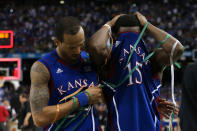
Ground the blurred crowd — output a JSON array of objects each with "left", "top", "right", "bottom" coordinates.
[
  {"left": 0, "top": 82, "right": 42, "bottom": 131},
  {"left": 0, "top": 0, "right": 197, "bottom": 53}
]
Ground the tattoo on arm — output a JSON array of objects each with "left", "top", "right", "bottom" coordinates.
[{"left": 30, "top": 62, "right": 50, "bottom": 115}]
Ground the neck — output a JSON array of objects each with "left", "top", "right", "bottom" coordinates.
[
  {"left": 119, "top": 26, "right": 140, "bottom": 33},
  {"left": 56, "top": 47, "right": 77, "bottom": 65}
]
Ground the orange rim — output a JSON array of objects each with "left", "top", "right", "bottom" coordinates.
[{"left": 0, "top": 76, "right": 4, "bottom": 80}]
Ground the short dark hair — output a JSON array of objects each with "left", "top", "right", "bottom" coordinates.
[
  {"left": 20, "top": 93, "right": 28, "bottom": 99},
  {"left": 112, "top": 14, "right": 141, "bottom": 35},
  {"left": 55, "top": 16, "right": 81, "bottom": 42}
]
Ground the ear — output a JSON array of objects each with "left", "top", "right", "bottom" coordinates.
[{"left": 54, "top": 37, "right": 61, "bottom": 46}]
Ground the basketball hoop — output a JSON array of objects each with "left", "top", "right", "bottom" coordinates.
[{"left": 0, "top": 76, "right": 5, "bottom": 88}]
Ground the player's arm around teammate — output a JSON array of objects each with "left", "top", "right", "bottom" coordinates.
[
  {"left": 30, "top": 62, "right": 102, "bottom": 127},
  {"left": 135, "top": 12, "right": 184, "bottom": 67}
]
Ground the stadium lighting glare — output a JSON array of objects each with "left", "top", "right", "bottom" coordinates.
[
  {"left": 60, "top": 0, "right": 65, "bottom": 4},
  {"left": 10, "top": 9, "right": 14, "bottom": 13}
]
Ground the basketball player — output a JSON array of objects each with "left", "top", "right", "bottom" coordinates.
[
  {"left": 87, "top": 12, "right": 184, "bottom": 131},
  {"left": 30, "top": 17, "right": 103, "bottom": 130}
]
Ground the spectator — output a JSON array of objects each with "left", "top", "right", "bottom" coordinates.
[
  {"left": 0, "top": 103, "right": 9, "bottom": 131},
  {"left": 0, "top": 0, "right": 196, "bottom": 54},
  {"left": 17, "top": 93, "right": 33, "bottom": 131},
  {"left": 179, "top": 61, "right": 197, "bottom": 131}
]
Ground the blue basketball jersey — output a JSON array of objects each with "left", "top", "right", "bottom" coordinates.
[
  {"left": 38, "top": 49, "right": 101, "bottom": 131},
  {"left": 103, "top": 32, "right": 161, "bottom": 131}
]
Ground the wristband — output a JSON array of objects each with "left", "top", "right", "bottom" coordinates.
[
  {"left": 84, "top": 91, "right": 92, "bottom": 104},
  {"left": 103, "top": 24, "right": 111, "bottom": 30},
  {"left": 70, "top": 96, "right": 77, "bottom": 113},
  {"left": 52, "top": 104, "right": 60, "bottom": 124},
  {"left": 76, "top": 92, "right": 89, "bottom": 107}
]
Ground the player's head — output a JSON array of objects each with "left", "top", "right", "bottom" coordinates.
[
  {"left": 19, "top": 93, "right": 28, "bottom": 104},
  {"left": 54, "top": 17, "right": 85, "bottom": 62},
  {"left": 112, "top": 14, "right": 141, "bottom": 37}
]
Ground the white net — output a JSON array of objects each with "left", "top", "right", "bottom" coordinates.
[
  {"left": 0, "top": 67, "right": 9, "bottom": 76},
  {"left": 0, "top": 67, "right": 9, "bottom": 88},
  {"left": 0, "top": 77, "right": 5, "bottom": 88}
]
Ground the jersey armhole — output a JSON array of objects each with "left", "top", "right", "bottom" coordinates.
[{"left": 37, "top": 59, "right": 51, "bottom": 73}]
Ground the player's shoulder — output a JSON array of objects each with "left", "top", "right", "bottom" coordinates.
[
  {"left": 30, "top": 60, "right": 50, "bottom": 81},
  {"left": 81, "top": 51, "right": 89, "bottom": 58},
  {"left": 36, "top": 50, "right": 57, "bottom": 68},
  {"left": 81, "top": 51, "right": 91, "bottom": 63},
  {"left": 31, "top": 61, "right": 49, "bottom": 74},
  {"left": 31, "top": 50, "right": 55, "bottom": 75},
  {"left": 81, "top": 51, "right": 97, "bottom": 72}
]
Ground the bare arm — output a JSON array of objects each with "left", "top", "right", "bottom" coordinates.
[
  {"left": 23, "top": 112, "right": 31, "bottom": 127},
  {"left": 24, "top": 112, "right": 31, "bottom": 122},
  {"left": 30, "top": 62, "right": 80, "bottom": 127},
  {"left": 30, "top": 61, "right": 102, "bottom": 127},
  {"left": 87, "top": 15, "right": 124, "bottom": 66},
  {"left": 87, "top": 26, "right": 109, "bottom": 66},
  {"left": 147, "top": 23, "right": 183, "bottom": 65},
  {"left": 136, "top": 12, "right": 184, "bottom": 66}
]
